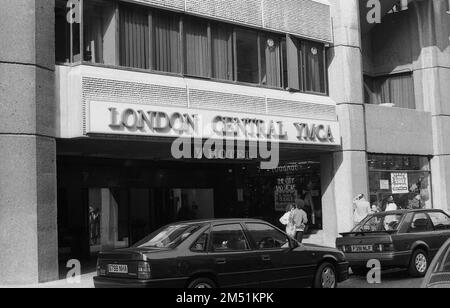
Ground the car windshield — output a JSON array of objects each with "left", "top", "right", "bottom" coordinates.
[
  {"left": 133, "top": 224, "right": 202, "bottom": 249},
  {"left": 433, "top": 244, "right": 450, "bottom": 274},
  {"left": 353, "top": 213, "right": 404, "bottom": 232}
]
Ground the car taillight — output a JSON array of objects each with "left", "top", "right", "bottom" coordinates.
[
  {"left": 137, "top": 261, "right": 151, "bottom": 280},
  {"left": 96, "top": 259, "right": 106, "bottom": 276},
  {"left": 373, "top": 243, "right": 394, "bottom": 252}
]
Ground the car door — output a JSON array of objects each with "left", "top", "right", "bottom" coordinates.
[
  {"left": 208, "top": 223, "right": 261, "bottom": 288},
  {"left": 243, "top": 222, "right": 315, "bottom": 288},
  {"left": 407, "top": 212, "right": 441, "bottom": 258},
  {"left": 427, "top": 211, "right": 450, "bottom": 250}
]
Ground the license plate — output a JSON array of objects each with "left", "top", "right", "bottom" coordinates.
[
  {"left": 351, "top": 245, "right": 373, "bottom": 253},
  {"left": 108, "top": 264, "right": 128, "bottom": 274}
]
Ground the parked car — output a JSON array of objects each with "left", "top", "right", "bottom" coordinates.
[
  {"left": 336, "top": 209, "right": 450, "bottom": 277},
  {"left": 94, "top": 218, "right": 349, "bottom": 288},
  {"left": 421, "top": 238, "right": 450, "bottom": 288}
]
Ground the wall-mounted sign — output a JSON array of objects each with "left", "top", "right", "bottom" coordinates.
[
  {"left": 391, "top": 173, "right": 409, "bottom": 194},
  {"left": 380, "top": 180, "right": 390, "bottom": 190},
  {"left": 87, "top": 101, "right": 341, "bottom": 146}
]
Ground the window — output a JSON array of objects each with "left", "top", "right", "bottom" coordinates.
[
  {"left": 211, "top": 23, "right": 233, "bottom": 81},
  {"left": 353, "top": 213, "right": 403, "bottom": 232},
  {"left": 303, "top": 41, "right": 326, "bottom": 93},
  {"left": 133, "top": 224, "right": 202, "bottom": 249},
  {"left": 235, "top": 29, "right": 259, "bottom": 83},
  {"left": 368, "top": 155, "right": 432, "bottom": 210},
  {"left": 184, "top": 17, "right": 210, "bottom": 77},
  {"left": 84, "top": 0, "right": 116, "bottom": 65},
  {"left": 211, "top": 224, "right": 250, "bottom": 252},
  {"left": 428, "top": 212, "right": 450, "bottom": 230},
  {"left": 409, "top": 213, "right": 433, "bottom": 233},
  {"left": 245, "top": 223, "right": 289, "bottom": 250},
  {"left": 364, "top": 73, "right": 415, "bottom": 109},
  {"left": 56, "top": 2, "right": 328, "bottom": 93},
  {"left": 119, "top": 4, "right": 149, "bottom": 69},
  {"left": 191, "top": 231, "right": 209, "bottom": 252},
  {"left": 433, "top": 244, "right": 450, "bottom": 273},
  {"left": 260, "top": 34, "right": 282, "bottom": 88},
  {"left": 152, "top": 11, "right": 181, "bottom": 73}
]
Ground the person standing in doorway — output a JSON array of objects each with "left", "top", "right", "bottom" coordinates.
[{"left": 292, "top": 199, "right": 308, "bottom": 243}]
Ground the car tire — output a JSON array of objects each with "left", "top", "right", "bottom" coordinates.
[
  {"left": 187, "top": 277, "right": 217, "bottom": 289},
  {"left": 313, "top": 262, "right": 337, "bottom": 289},
  {"left": 408, "top": 249, "right": 429, "bottom": 278}
]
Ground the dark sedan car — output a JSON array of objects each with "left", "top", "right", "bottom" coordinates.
[
  {"left": 421, "top": 239, "right": 450, "bottom": 288},
  {"left": 336, "top": 209, "right": 450, "bottom": 277},
  {"left": 94, "top": 219, "right": 349, "bottom": 288}
]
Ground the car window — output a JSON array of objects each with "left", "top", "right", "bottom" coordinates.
[
  {"left": 353, "top": 214, "right": 403, "bottom": 232},
  {"left": 133, "top": 224, "right": 202, "bottom": 248},
  {"left": 191, "top": 232, "right": 209, "bottom": 252},
  {"left": 245, "top": 223, "right": 290, "bottom": 250},
  {"left": 428, "top": 212, "right": 450, "bottom": 230},
  {"left": 409, "top": 213, "right": 433, "bottom": 233},
  {"left": 211, "top": 224, "right": 250, "bottom": 252}
]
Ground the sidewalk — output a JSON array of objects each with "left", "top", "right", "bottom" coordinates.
[{"left": 0, "top": 272, "right": 96, "bottom": 288}]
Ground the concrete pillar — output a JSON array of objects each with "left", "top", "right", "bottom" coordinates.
[
  {"left": 411, "top": 0, "right": 450, "bottom": 211},
  {"left": 322, "top": 0, "right": 369, "bottom": 245},
  {"left": 0, "top": 0, "right": 58, "bottom": 284}
]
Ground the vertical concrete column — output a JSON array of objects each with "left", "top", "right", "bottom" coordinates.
[
  {"left": 412, "top": 0, "right": 450, "bottom": 211},
  {"left": 322, "top": 0, "right": 369, "bottom": 244},
  {"left": 0, "top": 0, "right": 58, "bottom": 284}
]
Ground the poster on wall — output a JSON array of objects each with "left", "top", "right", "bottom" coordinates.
[
  {"left": 391, "top": 173, "right": 409, "bottom": 194},
  {"left": 274, "top": 177, "right": 297, "bottom": 212}
]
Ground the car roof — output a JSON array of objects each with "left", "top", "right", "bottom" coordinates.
[
  {"left": 169, "top": 218, "right": 267, "bottom": 226},
  {"left": 377, "top": 209, "right": 445, "bottom": 215}
]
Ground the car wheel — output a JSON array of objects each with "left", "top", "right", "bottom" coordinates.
[
  {"left": 313, "top": 262, "right": 337, "bottom": 289},
  {"left": 187, "top": 277, "right": 217, "bottom": 289},
  {"left": 408, "top": 249, "right": 429, "bottom": 277}
]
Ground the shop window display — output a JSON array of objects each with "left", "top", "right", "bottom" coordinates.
[
  {"left": 244, "top": 161, "right": 322, "bottom": 233},
  {"left": 368, "top": 155, "right": 432, "bottom": 211}
]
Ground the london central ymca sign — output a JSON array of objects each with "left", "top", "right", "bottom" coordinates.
[{"left": 87, "top": 101, "right": 341, "bottom": 146}]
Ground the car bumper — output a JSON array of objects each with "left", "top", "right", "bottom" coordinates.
[
  {"left": 344, "top": 251, "right": 411, "bottom": 269},
  {"left": 337, "top": 261, "right": 350, "bottom": 282},
  {"left": 93, "top": 276, "right": 187, "bottom": 288}
]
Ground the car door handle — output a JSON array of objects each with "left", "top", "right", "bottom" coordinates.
[
  {"left": 215, "top": 258, "right": 227, "bottom": 265},
  {"left": 261, "top": 255, "right": 271, "bottom": 261}
]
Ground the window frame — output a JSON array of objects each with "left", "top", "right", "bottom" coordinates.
[
  {"left": 244, "top": 222, "right": 291, "bottom": 251},
  {"left": 69, "top": 1, "right": 328, "bottom": 94},
  {"left": 408, "top": 212, "right": 434, "bottom": 233},
  {"left": 208, "top": 223, "right": 252, "bottom": 253}
]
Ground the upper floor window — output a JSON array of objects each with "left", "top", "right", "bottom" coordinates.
[
  {"left": 364, "top": 73, "right": 415, "bottom": 109},
  {"left": 55, "top": 0, "right": 328, "bottom": 95}
]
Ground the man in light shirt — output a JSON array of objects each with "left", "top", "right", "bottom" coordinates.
[{"left": 292, "top": 199, "right": 308, "bottom": 243}]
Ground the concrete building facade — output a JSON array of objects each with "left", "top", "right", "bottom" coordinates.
[{"left": 0, "top": 0, "right": 449, "bottom": 285}]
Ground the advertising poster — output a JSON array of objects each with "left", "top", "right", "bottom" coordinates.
[
  {"left": 274, "top": 177, "right": 297, "bottom": 212},
  {"left": 391, "top": 173, "right": 409, "bottom": 194}
]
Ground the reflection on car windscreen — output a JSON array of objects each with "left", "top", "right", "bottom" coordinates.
[
  {"left": 134, "top": 224, "right": 201, "bottom": 249},
  {"left": 435, "top": 245, "right": 450, "bottom": 273},
  {"left": 353, "top": 214, "right": 403, "bottom": 232}
]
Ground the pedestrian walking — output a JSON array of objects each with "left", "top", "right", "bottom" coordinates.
[
  {"left": 385, "top": 196, "right": 398, "bottom": 212},
  {"left": 292, "top": 199, "right": 308, "bottom": 243},
  {"left": 279, "top": 204, "right": 296, "bottom": 238}
]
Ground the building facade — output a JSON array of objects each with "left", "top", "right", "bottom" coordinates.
[{"left": 0, "top": 0, "right": 449, "bottom": 285}]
